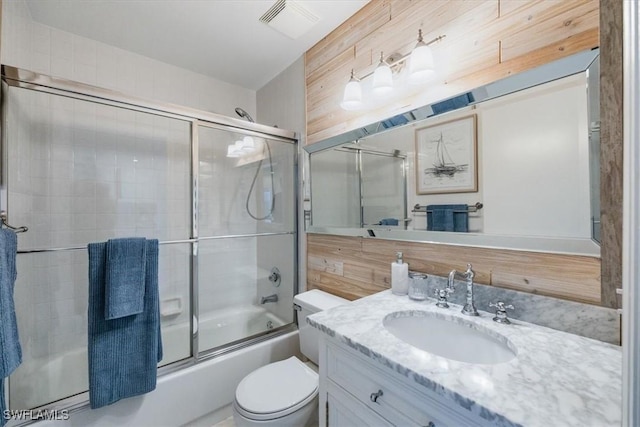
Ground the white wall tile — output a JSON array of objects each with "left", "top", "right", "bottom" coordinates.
[
  {"left": 95, "top": 42, "right": 118, "bottom": 90},
  {"left": 72, "top": 35, "right": 96, "bottom": 67}
]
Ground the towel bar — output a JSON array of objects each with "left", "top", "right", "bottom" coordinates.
[
  {"left": 411, "top": 202, "right": 483, "bottom": 214},
  {"left": 0, "top": 210, "right": 28, "bottom": 233}
]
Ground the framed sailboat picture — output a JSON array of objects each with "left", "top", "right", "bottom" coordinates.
[{"left": 415, "top": 115, "right": 478, "bottom": 194}]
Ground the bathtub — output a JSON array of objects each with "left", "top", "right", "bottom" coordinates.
[
  {"left": 197, "top": 305, "right": 289, "bottom": 352},
  {"left": 8, "top": 307, "right": 298, "bottom": 427}
]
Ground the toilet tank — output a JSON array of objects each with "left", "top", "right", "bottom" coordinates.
[{"left": 294, "top": 289, "right": 348, "bottom": 364}]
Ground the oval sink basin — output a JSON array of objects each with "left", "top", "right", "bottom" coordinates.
[{"left": 383, "top": 311, "right": 516, "bottom": 364}]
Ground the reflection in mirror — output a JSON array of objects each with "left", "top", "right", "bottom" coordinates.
[
  {"left": 306, "top": 49, "right": 600, "bottom": 256},
  {"left": 310, "top": 146, "right": 407, "bottom": 229}
]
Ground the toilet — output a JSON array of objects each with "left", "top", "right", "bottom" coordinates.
[{"left": 232, "top": 290, "right": 348, "bottom": 427}]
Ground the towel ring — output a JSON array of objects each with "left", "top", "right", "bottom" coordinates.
[{"left": 0, "top": 211, "right": 28, "bottom": 233}]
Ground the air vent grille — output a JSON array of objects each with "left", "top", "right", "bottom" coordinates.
[
  {"left": 259, "top": 0, "right": 287, "bottom": 24},
  {"left": 259, "top": 0, "right": 320, "bottom": 40}
]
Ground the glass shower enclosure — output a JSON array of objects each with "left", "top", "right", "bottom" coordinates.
[
  {"left": 309, "top": 146, "right": 407, "bottom": 229},
  {"left": 1, "top": 65, "right": 297, "bottom": 410}
]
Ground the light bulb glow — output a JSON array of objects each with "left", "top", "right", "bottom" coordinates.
[
  {"left": 240, "top": 136, "right": 255, "bottom": 151},
  {"left": 341, "top": 78, "right": 363, "bottom": 110},
  {"left": 409, "top": 42, "right": 435, "bottom": 84},
  {"left": 227, "top": 144, "right": 241, "bottom": 158},
  {"left": 372, "top": 62, "right": 393, "bottom": 97}
]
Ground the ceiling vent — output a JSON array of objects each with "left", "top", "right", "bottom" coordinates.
[{"left": 259, "top": 0, "right": 320, "bottom": 40}]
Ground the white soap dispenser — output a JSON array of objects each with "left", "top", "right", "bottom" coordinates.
[{"left": 391, "top": 251, "right": 409, "bottom": 295}]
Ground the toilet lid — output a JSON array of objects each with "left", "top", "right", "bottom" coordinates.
[{"left": 235, "top": 356, "right": 318, "bottom": 415}]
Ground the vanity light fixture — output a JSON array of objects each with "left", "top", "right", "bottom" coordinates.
[
  {"left": 226, "top": 136, "right": 257, "bottom": 158},
  {"left": 227, "top": 143, "right": 241, "bottom": 158},
  {"left": 409, "top": 29, "right": 436, "bottom": 84},
  {"left": 340, "top": 30, "right": 445, "bottom": 110},
  {"left": 240, "top": 136, "right": 255, "bottom": 151},
  {"left": 340, "top": 69, "right": 363, "bottom": 111},
  {"left": 372, "top": 52, "right": 393, "bottom": 97}
]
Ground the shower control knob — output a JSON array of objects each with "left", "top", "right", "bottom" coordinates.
[{"left": 269, "top": 267, "right": 281, "bottom": 286}]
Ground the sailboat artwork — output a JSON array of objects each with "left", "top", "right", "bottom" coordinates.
[
  {"left": 415, "top": 115, "right": 478, "bottom": 194},
  {"left": 424, "top": 132, "right": 469, "bottom": 177}
]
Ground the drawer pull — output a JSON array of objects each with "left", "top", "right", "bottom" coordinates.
[
  {"left": 369, "top": 389, "right": 384, "bottom": 403},
  {"left": 425, "top": 422, "right": 436, "bottom": 427}
]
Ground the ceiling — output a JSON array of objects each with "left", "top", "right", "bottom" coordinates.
[{"left": 25, "top": 0, "right": 369, "bottom": 90}]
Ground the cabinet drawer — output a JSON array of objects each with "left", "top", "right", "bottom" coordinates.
[
  {"left": 326, "top": 343, "right": 486, "bottom": 427},
  {"left": 327, "top": 381, "right": 393, "bottom": 427}
]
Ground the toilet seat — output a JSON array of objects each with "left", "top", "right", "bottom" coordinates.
[{"left": 234, "top": 357, "right": 318, "bottom": 421}]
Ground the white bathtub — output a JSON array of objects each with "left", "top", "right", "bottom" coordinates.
[
  {"left": 8, "top": 307, "right": 298, "bottom": 427},
  {"left": 197, "top": 305, "right": 288, "bottom": 351}
]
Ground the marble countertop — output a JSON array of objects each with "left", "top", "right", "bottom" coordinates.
[{"left": 308, "top": 290, "right": 622, "bottom": 427}]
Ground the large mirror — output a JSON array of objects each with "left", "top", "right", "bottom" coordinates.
[{"left": 306, "top": 49, "right": 600, "bottom": 256}]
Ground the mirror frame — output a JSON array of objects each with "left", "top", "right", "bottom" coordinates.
[{"left": 304, "top": 48, "right": 600, "bottom": 256}]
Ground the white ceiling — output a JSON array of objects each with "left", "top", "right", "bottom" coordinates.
[{"left": 25, "top": 0, "right": 369, "bottom": 90}]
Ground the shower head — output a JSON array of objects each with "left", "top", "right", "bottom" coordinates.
[{"left": 235, "top": 107, "right": 255, "bottom": 123}]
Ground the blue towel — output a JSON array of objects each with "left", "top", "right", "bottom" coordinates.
[
  {"left": 427, "top": 204, "right": 469, "bottom": 232},
  {"left": 88, "top": 239, "right": 162, "bottom": 409},
  {"left": 379, "top": 218, "right": 399, "bottom": 226},
  {"left": 105, "top": 238, "right": 147, "bottom": 319},
  {"left": 0, "top": 229, "right": 20, "bottom": 427}
]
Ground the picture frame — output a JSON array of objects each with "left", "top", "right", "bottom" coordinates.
[{"left": 415, "top": 114, "right": 478, "bottom": 194}]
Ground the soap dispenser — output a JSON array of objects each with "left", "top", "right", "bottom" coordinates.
[{"left": 391, "top": 251, "right": 409, "bottom": 295}]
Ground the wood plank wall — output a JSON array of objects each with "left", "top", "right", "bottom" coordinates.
[
  {"left": 303, "top": 0, "right": 614, "bottom": 306},
  {"left": 599, "top": 0, "right": 623, "bottom": 308},
  {"left": 305, "top": 0, "right": 600, "bottom": 145},
  {"left": 308, "top": 234, "right": 601, "bottom": 304}
]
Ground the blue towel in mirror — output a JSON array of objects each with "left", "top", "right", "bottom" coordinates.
[
  {"left": 0, "top": 229, "right": 20, "bottom": 427},
  {"left": 88, "top": 239, "right": 162, "bottom": 409},
  {"left": 427, "top": 204, "right": 469, "bottom": 232},
  {"left": 379, "top": 218, "right": 399, "bottom": 226},
  {"left": 105, "top": 238, "right": 147, "bottom": 319}
]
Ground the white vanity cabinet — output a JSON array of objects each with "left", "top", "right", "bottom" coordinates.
[{"left": 319, "top": 339, "right": 492, "bottom": 427}]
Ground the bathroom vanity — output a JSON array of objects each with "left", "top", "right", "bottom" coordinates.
[{"left": 308, "top": 291, "right": 621, "bottom": 427}]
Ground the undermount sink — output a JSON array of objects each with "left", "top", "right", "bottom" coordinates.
[{"left": 383, "top": 311, "right": 516, "bottom": 364}]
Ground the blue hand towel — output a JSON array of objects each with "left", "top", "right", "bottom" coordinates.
[
  {"left": 105, "top": 238, "right": 147, "bottom": 319},
  {"left": 379, "top": 218, "right": 399, "bottom": 226},
  {"left": 0, "top": 229, "right": 21, "bottom": 427},
  {"left": 88, "top": 239, "right": 162, "bottom": 409},
  {"left": 427, "top": 204, "right": 469, "bottom": 232}
]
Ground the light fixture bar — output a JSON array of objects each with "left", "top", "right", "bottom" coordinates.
[{"left": 357, "top": 34, "right": 445, "bottom": 81}]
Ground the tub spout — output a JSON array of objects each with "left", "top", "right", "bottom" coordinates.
[{"left": 260, "top": 294, "right": 278, "bottom": 304}]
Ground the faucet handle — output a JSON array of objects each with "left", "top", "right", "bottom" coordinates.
[
  {"left": 434, "top": 287, "right": 453, "bottom": 309},
  {"left": 489, "top": 301, "right": 514, "bottom": 324},
  {"left": 465, "top": 263, "right": 475, "bottom": 279}
]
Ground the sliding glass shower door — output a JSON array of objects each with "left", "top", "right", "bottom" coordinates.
[
  {"left": 2, "top": 73, "right": 297, "bottom": 411},
  {"left": 5, "top": 87, "right": 193, "bottom": 409},
  {"left": 196, "top": 125, "right": 296, "bottom": 353}
]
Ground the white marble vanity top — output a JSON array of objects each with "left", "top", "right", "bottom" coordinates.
[{"left": 308, "top": 290, "right": 622, "bottom": 427}]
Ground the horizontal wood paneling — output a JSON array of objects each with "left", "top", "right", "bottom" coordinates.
[
  {"left": 307, "top": 234, "right": 602, "bottom": 305},
  {"left": 303, "top": 0, "right": 607, "bottom": 307},
  {"left": 305, "top": 0, "right": 391, "bottom": 77},
  {"left": 304, "top": 0, "right": 599, "bottom": 145}
]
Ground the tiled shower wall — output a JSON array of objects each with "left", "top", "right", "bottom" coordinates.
[{"left": 1, "top": 0, "right": 256, "bottom": 118}]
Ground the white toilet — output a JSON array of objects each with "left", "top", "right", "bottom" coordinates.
[{"left": 232, "top": 290, "right": 348, "bottom": 427}]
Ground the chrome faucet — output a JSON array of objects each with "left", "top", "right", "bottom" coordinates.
[
  {"left": 447, "top": 263, "right": 479, "bottom": 316},
  {"left": 260, "top": 294, "right": 279, "bottom": 304}
]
